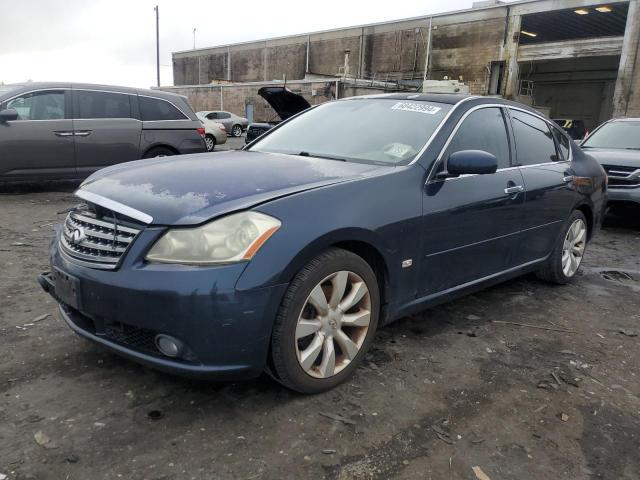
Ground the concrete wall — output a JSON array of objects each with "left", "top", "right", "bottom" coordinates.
[
  {"left": 172, "top": 0, "right": 639, "bottom": 118},
  {"left": 160, "top": 81, "right": 335, "bottom": 122},
  {"left": 613, "top": 0, "right": 640, "bottom": 117},
  {"left": 161, "top": 81, "right": 403, "bottom": 122},
  {"left": 173, "top": 8, "right": 511, "bottom": 95}
]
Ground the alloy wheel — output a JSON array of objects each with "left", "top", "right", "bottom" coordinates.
[
  {"left": 562, "top": 218, "right": 586, "bottom": 277},
  {"left": 295, "top": 271, "right": 371, "bottom": 379},
  {"left": 232, "top": 125, "right": 242, "bottom": 137},
  {"left": 204, "top": 135, "right": 215, "bottom": 151}
]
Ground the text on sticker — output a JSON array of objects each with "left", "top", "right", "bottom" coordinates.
[{"left": 391, "top": 102, "right": 442, "bottom": 115}]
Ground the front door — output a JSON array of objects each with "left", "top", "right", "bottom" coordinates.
[
  {"left": 72, "top": 89, "right": 142, "bottom": 177},
  {"left": 506, "top": 109, "right": 577, "bottom": 264},
  {"left": 420, "top": 106, "right": 525, "bottom": 295},
  {"left": 0, "top": 89, "right": 75, "bottom": 181}
]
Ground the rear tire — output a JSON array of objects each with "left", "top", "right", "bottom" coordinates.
[
  {"left": 143, "top": 146, "right": 176, "bottom": 158},
  {"left": 270, "top": 248, "right": 379, "bottom": 394},
  {"left": 536, "top": 210, "right": 588, "bottom": 284},
  {"left": 204, "top": 134, "right": 216, "bottom": 152}
]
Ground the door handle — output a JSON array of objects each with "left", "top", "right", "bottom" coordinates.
[
  {"left": 74, "top": 130, "right": 92, "bottom": 137},
  {"left": 54, "top": 131, "right": 74, "bottom": 137},
  {"left": 504, "top": 185, "right": 524, "bottom": 195}
]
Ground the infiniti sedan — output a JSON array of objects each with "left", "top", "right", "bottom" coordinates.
[{"left": 39, "top": 94, "right": 607, "bottom": 393}]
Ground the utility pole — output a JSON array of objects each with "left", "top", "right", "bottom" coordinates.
[
  {"left": 154, "top": 5, "right": 160, "bottom": 87},
  {"left": 193, "top": 28, "right": 196, "bottom": 49}
]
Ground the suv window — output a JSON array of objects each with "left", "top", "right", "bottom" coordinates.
[
  {"left": 551, "top": 126, "right": 570, "bottom": 160},
  {"left": 139, "top": 96, "right": 187, "bottom": 121},
  {"left": 510, "top": 110, "right": 558, "bottom": 165},
  {"left": 5, "top": 91, "right": 65, "bottom": 120},
  {"left": 218, "top": 112, "right": 231, "bottom": 119},
  {"left": 443, "top": 107, "right": 511, "bottom": 169},
  {"left": 75, "top": 90, "right": 131, "bottom": 119}
]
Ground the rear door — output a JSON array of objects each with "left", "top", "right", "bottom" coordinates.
[
  {"left": 0, "top": 89, "right": 75, "bottom": 181},
  {"left": 507, "top": 108, "right": 577, "bottom": 264},
  {"left": 420, "top": 106, "right": 525, "bottom": 295},
  {"left": 72, "top": 88, "right": 142, "bottom": 177}
]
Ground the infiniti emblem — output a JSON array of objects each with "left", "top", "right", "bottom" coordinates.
[{"left": 70, "top": 227, "right": 86, "bottom": 245}]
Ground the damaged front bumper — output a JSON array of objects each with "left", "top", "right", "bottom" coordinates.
[{"left": 39, "top": 233, "right": 287, "bottom": 380}]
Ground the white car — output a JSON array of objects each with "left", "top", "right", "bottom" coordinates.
[{"left": 197, "top": 117, "right": 227, "bottom": 152}]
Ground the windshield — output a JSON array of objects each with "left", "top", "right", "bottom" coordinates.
[
  {"left": 582, "top": 121, "right": 640, "bottom": 149},
  {"left": 248, "top": 98, "right": 452, "bottom": 165}
]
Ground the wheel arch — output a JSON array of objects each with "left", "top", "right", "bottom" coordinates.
[
  {"left": 574, "top": 202, "right": 594, "bottom": 240},
  {"left": 260, "top": 228, "right": 392, "bottom": 309},
  {"left": 142, "top": 144, "right": 179, "bottom": 158}
]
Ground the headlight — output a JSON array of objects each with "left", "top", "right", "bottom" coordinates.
[{"left": 145, "top": 212, "right": 281, "bottom": 265}]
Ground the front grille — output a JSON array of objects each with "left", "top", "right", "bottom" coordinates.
[
  {"left": 247, "top": 126, "right": 271, "bottom": 141},
  {"left": 602, "top": 164, "right": 640, "bottom": 188},
  {"left": 60, "top": 207, "right": 142, "bottom": 270}
]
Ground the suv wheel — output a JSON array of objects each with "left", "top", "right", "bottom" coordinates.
[
  {"left": 143, "top": 146, "right": 176, "bottom": 158},
  {"left": 269, "top": 248, "right": 379, "bottom": 394},
  {"left": 536, "top": 210, "right": 587, "bottom": 284},
  {"left": 204, "top": 134, "right": 216, "bottom": 152},
  {"left": 231, "top": 124, "right": 243, "bottom": 137}
]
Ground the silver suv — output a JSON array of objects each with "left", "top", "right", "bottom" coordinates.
[{"left": 0, "top": 82, "right": 206, "bottom": 183}]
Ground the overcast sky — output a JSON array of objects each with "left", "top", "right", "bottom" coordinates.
[{"left": 1, "top": 0, "right": 491, "bottom": 88}]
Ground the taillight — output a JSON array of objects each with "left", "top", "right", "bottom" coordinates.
[
  {"left": 197, "top": 127, "right": 205, "bottom": 137},
  {"left": 218, "top": 125, "right": 226, "bottom": 132}
]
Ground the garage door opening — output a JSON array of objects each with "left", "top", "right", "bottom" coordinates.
[{"left": 517, "top": 56, "right": 620, "bottom": 134}]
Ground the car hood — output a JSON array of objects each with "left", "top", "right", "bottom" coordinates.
[
  {"left": 258, "top": 86, "right": 311, "bottom": 121},
  {"left": 583, "top": 148, "right": 640, "bottom": 168},
  {"left": 78, "top": 151, "right": 388, "bottom": 225}
]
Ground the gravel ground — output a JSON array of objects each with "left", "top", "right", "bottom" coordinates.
[{"left": 0, "top": 175, "right": 639, "bottom": 479}]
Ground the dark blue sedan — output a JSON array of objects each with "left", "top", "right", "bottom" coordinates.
[{"left": 39, "top": 94, "right": 607, "bottom": 393}]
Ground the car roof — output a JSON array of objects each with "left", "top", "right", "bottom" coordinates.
[
  {"left": 0, "top": 82, "right": 185, "bottom": 101},
  {"left": 610, "top": 117, "right": 640, "bottom": 122}
]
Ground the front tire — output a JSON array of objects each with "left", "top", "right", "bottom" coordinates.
[
  {"left": 536, "top": 210, "right": 588, "bottom": 284},
  {"left": 270, "top": 248, "right": 379, "bottom": 394}
]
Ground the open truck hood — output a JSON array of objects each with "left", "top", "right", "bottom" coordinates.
[{"left": 258, "top": 86, "right": 311, "bottom": 121}]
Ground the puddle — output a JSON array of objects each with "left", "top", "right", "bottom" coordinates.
[{"left": 601, "top": 270, "right": 635, "bottom": 282}]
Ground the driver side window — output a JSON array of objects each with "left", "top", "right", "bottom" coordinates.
[
  {"left": 442, "top": 107, "right": 511, "bottom": 171},
  {"left": 6, "top": 91, "right": 65, "bottom": 120}
]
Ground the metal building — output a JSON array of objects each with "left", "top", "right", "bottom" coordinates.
[{"left": 168, "top": 0, "right": 640, "bottom": 126}]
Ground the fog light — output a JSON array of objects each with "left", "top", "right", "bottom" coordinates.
[{"left": 155, "top": 334, "right": 183, "bottom": 358}]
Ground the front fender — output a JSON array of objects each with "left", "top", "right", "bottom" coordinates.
[{"left": 234, "top": 166, "right": 425, "bottom": 310}]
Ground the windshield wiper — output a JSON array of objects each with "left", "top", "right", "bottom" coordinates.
[{"left": 298, "top": 151, "right": 347, "bottom": 162}]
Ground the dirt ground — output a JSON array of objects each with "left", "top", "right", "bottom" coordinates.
[{"left": 1, "top": 178, "right": 639, "bottom": 480}]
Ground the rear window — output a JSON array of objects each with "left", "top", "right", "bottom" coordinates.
[
  {"left": 139, "top": 96, "right": 187, "bottom": 121},
  {"left": 74, "top": 90, "right": 131, "bottom": 119}
]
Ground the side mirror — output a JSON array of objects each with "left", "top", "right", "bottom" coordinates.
[
  {"left": 0, "top": 109, "right": 19, "bottom": 123},
  {"left": 446, "top": 150, "right": 498, "bottom": 176}
]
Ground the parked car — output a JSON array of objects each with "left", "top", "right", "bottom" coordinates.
[
  {"left": 0, "top": 82, "right": 206, "bottom": 184},
  {"left": 553, "top": 118, "right": 587, "bottom": 140},
  {"left": 196, "top": 115, "right": 227, "bottom": 151},
  {"left": 39, "top": 94, "right": 606, "bottom": 394},
  {"left": 246, "top": 87, "right": 311, "bottom": 143},
  {"left": 197, "top": 110, "right": 248, "bottom": 137},
  {"left": 580, "top": 117, "right": 640, "bottom": 212}
]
